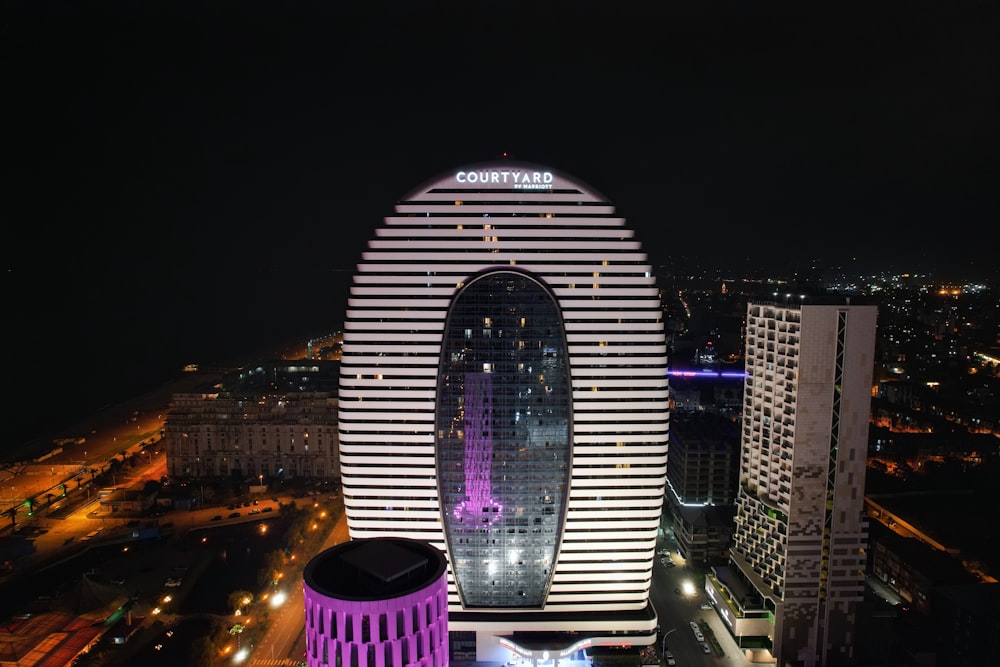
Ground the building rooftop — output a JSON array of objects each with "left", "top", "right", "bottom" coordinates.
[{"left": 304, "top": 537, "right": 447, "bottom": 600}]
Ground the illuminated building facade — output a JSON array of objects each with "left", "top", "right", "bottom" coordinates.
[
  {"left": 665, "top": 412, "right": 740, "bottom": 564},
  {"left": 719, "top": 299, "right": 877, "bottom": 667},
  {"left": 338, "top": 161, "right": 669, "bottom": 663},
  {"left": 304, "top": 537, "right": 450, "bottom": 667},
  {"left": 165, "top": 361, "right": 340, "bottom": 481}
]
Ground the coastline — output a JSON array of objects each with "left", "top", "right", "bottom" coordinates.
[
  {"left": 4, "top": 336, "right": 316, "bottom": 467},
  {"left": 0, "top": 372, "right": 223, "bottom": 466}
]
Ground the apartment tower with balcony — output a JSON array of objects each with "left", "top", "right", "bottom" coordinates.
[{"left": 722, "top": 298, "right": 876, "bottom": 667}]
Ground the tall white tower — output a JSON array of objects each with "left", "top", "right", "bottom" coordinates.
[
  {"left": 730, "top": 298, "right": 876, "bottom": 667},
  {"left": 338, "top": 161, "right": 669, "bottom": 663}
]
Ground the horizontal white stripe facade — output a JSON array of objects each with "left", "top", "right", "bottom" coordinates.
[{"left": 339, "top": 161, "right": 668, "bottom": 634}]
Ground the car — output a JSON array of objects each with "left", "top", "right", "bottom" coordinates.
[
  {"left": 262, "top": 507, "right": 273, "bottom": 513},
  {"left": 695, "top": 632, "right": 704, "bottom": 642},
  {"left": 110, "top": 577, "right": 125, "bottom": 585},
  {"left": 210, "top": 515, "right": 223, "bottom": 521},
  {"left": 664, "top": 650, "right": 676, "bottom": 666},
  {"left": 250, "top": 508, "right": 261, "bottom": 514},
  {"left": 701, "top": 642, "right": 711, "bottom": 654},
  {"left": 689, "top": 621, "right": 699, "bottom": 631},
  {"left": 164, "top": 577, "right": 182, "bottom": 587},
  {"left": 229, "top": 511, "right": 241, "bottom": 518},
  {"left": 700, "top": 603, "right": 713, "bottom": 610}
]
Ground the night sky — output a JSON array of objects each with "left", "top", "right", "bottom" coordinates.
[{"left": 5, "top": 1, "right": 998, "bottom": 448}]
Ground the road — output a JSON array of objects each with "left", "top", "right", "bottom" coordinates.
[
  {"left": 1, "top": 368, "right": 219, "bottom": 535},
  {"left": 1, "top": 331, "right": 328, "bottom": 525},
  {"left": 650, "top": 534, "right": 754, "bottom": 667},
  {"left": 250, "top": 504, "right": 349, "bottom": 665},
  {"left": 2, "top": 477, "right": 341, "bottom": 664}
]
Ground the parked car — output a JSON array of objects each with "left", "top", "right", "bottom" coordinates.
[
  {"left": 229, "top": 511, "right": 241, "bottom": 518},
  {"left": 701, "top": 642, "right": 711, "bottom": 654}
]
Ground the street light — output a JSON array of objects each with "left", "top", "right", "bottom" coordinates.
[{"left": 661, "top": 627, "right": 676, "bottom": 662}]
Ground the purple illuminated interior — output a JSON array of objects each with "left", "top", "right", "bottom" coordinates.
[{"left": 453, "top": 372, "right": 502, "bottom": 525}]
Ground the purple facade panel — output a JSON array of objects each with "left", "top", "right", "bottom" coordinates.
[{"left": 304, "top": 565, "right": 449, "bottom": 667}]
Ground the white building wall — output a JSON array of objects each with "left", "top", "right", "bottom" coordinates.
[{"left": 339, "top": 161, "right": 668, "bottom": 640}]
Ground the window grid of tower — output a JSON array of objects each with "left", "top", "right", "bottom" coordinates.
[{"left": 437, "top": 271, "right": 570, "bottom": 608}]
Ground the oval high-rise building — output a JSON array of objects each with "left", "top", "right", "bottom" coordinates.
[{"left": 338, "top": 161, "right": 669, "bottom": 664}]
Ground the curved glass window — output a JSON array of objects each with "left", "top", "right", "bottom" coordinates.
[{"left": 436, "top": 270, "right": 571, "bottom": 608}]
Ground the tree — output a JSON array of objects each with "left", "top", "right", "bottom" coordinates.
[
  {"left": 228, "top": 589, "right": 254, "bottom": 615},
  {"left": 258, "top": 550, "right": 286, "bottom": 588},
  {"left": 187, "top": 636, "right": 215, "bottom": 667}
]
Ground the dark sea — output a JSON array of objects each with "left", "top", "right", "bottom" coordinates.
[{"left": 7, "top": 268, "right": 352, "bottom": 459}]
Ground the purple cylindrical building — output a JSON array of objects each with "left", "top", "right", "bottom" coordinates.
[{"left": 303, "top": 537, "right": 449, "bottom": 667}]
